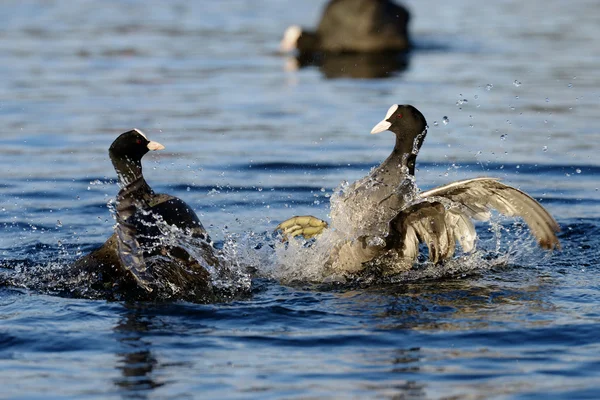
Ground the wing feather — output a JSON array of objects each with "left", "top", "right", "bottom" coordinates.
[
  {"left": 390, "top": 202, "right": 457, "bottom": 265},
  {"left": 445, "top": 209, "right": 477, "bottom": 253},
  {"left": 420, "top": 177, "right": 560, "bottom": 250}
]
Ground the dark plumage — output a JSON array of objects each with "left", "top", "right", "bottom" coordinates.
[
  {"left": 280, "top": 0, "right": 411, "bottom": 54},
  {"left": 329, "top": 104, "right": 428, "bottom": 238},
  {"left": 278, "top": 105, "right": 560, "bottom": 276},
  {"left": 345, "top": 104, "right": 559, "bottom": 274},
  {"left": 293, "top": 51, "right": 409, "bottom": 79},
  {"left": 70, "top": 129, "right": 220, "bottom": 301}
]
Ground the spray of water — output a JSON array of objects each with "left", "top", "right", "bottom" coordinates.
[
  {"left": 258, "top": 179, "right": 544, "bottom": 285},
  {"left": 0, "top": 204, "right": 252, "bottom": 301},
  {"left": 0, "top": 181, "right": 548, "bottom": 299}
]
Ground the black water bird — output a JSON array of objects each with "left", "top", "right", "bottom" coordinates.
[
  {"left": 277, "top": 105, "right": 560, "bottom": 275},
  {"left": 280, "top": 0, "right": 411, "bottom": 54},
  {"left": 70, "top": 129, "right": 221, "bottom": 300}
]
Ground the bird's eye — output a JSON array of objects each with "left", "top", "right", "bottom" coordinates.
[
  {"left": 136, "top": 139, "right": 142, "bottom": 145},
  {"left": 397, "top": 113, "right": 403, "bottom": 119}
]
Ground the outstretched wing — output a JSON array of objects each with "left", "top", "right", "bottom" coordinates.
[
  {"left": 419, "top": 177, "right": 560, "bottom": 250},
  {"left": 387, "top": 201, "right": 476, "bottom": 265},
  {"left": 385, "top": 177, "right": 559, "bottom": 269},
  {"left": 115, "top": 198, "right": 154, "bottom": 293}
]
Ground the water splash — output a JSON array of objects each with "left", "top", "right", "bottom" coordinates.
[
  {"left": 264, "top": 178, "right": 546, "bottom": 285},
  {"left": 0, "top": 209, "right": 252, "bottom": 302},
  {"left": 119, "top": 208, "right": 252, "bottom": 299}
]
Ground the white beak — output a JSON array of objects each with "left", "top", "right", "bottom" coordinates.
[
  {"left": 370, "top": 120, "right": 392, "bottom": 134},
  {"left": 280, "top": 25, "right": 302, "bottom": 52},
  {"left": 147, "top": 141, "right": 165, "bottom": 151}
]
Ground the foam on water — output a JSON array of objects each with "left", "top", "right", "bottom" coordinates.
[
  {"left": 0, "top": 0, "right": 598, "bottom": 396},
  {"left": 262, "top": 178, "right": 546, "bottom": 285},
  {"left": 0, "top": 177, "right": 551, "bottom": 300},
  {"left": 0, "top": 208, "right": 252, "bottom": 301}
]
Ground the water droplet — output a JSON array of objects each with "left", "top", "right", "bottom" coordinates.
[
  {"left": 442, "top": 116, "right": 449, "bottom": 125},
  {"left": 474, "top": 95, "right": 479, "bottom": 100},
  {"left": 513, "top": 80, "right": 521, "bottom": 87},
  {"left": 320, "top": 188, "right": 325, "bottom": 192},
  {"left": 56, "top": 220, "right": 63, "bottom": 228},
  {"left": 367, "top": 236, "right": 385, "bottom": 247},
  {"left": 500, "top": 134, "right": 507, "bottom": 140},
  {"left": 545, "top": 97, "right": 550, "bottom": 102},
  {"left": 576, "top": 168, "right": 581, "bottom": 174},
  {"left": 186, "top": 187, "right": 190, "bottom": 192},
  {"left": 485, "top": 84, "right": 493, "bottom": 91},
  {"left": 433, "top": 121, "right": 438, "bottom": 126},
  {"left": 542, "top": 146, "right": 548, "bottom": 152}
]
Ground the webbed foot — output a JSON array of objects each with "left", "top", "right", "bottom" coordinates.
[{"left": 275, "top": 215, "right": 328, "bottom": 240}]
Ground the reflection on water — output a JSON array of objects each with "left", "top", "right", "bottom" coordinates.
[
  {"left": 1, "top": 0, "right": 600, "bottom": 398},
  {"left": 361, "top": 347, "right": 426, "bottom": 398},
  {"left": 113, "top": 307, "right": 163, "bottom": 396},
  {"left": 290, "top": 51, "right": 410, "bottom": 79},
  {"left": 372, "top": 270, "right": 557, "bottom": 331}
]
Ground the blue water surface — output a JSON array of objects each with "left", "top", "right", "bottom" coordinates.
[{"left": 1, "top": 0, "right": 600, "bottom": 398}]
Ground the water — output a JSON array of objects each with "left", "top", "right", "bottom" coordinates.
[{"left": 1, "top": 0, "right": 600, "bottom": 397}]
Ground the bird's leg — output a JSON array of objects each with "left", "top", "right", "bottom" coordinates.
[{"left": 275, "top": 215, "right": 328, "bottom": 241}]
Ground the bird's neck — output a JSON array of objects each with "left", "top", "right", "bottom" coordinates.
[
  {"left": 380, "top": 149, "right": 415, "bottom": 177},
  {"left": 111, "top": 156, "right": 153, "bottom": 199},
  {"left": 382, "top": 129, "right": 427, "bottom": 176},
  {"left": 111, "top": 155, "right": 142, "bottom": 186},
  {"left": 297, "top": 31, "right": 319, "bottom": 52}
]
